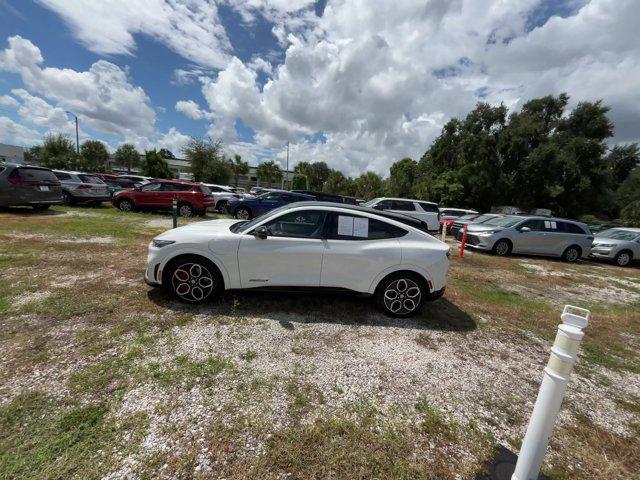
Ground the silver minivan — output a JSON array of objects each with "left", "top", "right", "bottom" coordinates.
[{"left": 463, "top": 215, "right": 593, "bottom": 262}]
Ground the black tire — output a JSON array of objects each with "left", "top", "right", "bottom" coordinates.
[
  {"left": 117, "top": 198, "right": 134, "bottom": 212},
  {"left": 163, "top": 255, "right": 223, "bottom": 304},
  {"left": 493, "top": 239, "right": 512, "bottom": 257},
  {"left": 216, "top": 200, "right": 228, "bottom": 212},
  {"left": 562, "top": 245, "right": 581, "bottom": 263},
  {"left": 178, "top": 202, "right": 194, "bottom": 217},
  {"left": 614, "top": 250, "right": 633, "bottom": 267},
  {"left": 234, "top": 206, "right": 252, "bottom": 220},
  {"left": 375, "top": 272, "right": 427, "bottom": 318},
  {"left": 62, "top": 191, "right": 74, "bottom": 205},
  {"left": 32, "top": 204, "right": 50, "bottom": 211}
]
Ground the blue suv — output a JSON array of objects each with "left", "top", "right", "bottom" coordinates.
[{"left": 227, "top": 190, "right": 315, "bottom": 219}]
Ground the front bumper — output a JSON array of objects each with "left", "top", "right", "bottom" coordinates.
[
  {"left": 461, "top": 233, "right": 494, "bottom": 250},
  {"left": 144, "top": 270, "right": 161, "bottom": 287},
  {"left": 589, "top": 247, "right": 616, "bottom": 260}
]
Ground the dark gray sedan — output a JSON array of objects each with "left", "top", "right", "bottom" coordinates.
[
  {"left": 591, "top": 228, "right": 640, "bottom": 267},
  {"left": 0, "top": 163, "right": 63, "bottom": 210}
]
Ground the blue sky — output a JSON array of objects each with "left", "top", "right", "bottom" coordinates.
[{"left": 0, "top": 0, "right": 636, "bottom": 175}]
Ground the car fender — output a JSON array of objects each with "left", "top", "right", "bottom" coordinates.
[
  {"left": 367, "top": 263, "right": 435, "bottom": 294},
  {"left": 157, "top": 246, "right": 233, "bottom": 289}
]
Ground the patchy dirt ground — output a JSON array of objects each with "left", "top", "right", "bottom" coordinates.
[{"left": 1, "top": 206, "right": 639, "bottom": 479}]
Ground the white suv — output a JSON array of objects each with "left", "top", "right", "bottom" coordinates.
[
  {"left": 362, "top": 198, "right": 440, "bottom": 231},
  {"left": 145, "top": 202, "right": 450, "bottom": 317},
  {"left": 204, "top": 184, "right": 242, "bottom": 211}
]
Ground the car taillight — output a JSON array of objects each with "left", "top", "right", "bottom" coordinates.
[
  {"left": 76, "top": 184, "right": 92, "bottom": 189},
  {"left": 9, "top": 178, "right": 29, "bottom": 185}
]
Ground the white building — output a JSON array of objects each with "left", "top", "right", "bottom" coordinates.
[{"left": 0, "top": 143, "right": 25, "bottom": 163}]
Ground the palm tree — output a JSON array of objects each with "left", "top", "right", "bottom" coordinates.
[
  {"left": 256, "top": 160, "right": 282, "bottom": 188},
  {"left": 230, "top": 154, "right": 249, "bottom": 187}
]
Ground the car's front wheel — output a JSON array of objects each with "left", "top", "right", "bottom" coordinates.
[
  {"left": 493, "top": 239, "right": 512, "bottom": 257},
  {"left": 376, "top": 272, "right": 426, "bottom": 318},
  {"left": 614, "top": 250, "right": 633, "bottom": 267},
  {"left": 164, "top": 256, "right": 223, "bottom": 304},
  {"left": 235, "top": 206, "right": 252, "bottom": 220},
  {"left": 117, "top": 198, "right": 133, "bottom": 212}
]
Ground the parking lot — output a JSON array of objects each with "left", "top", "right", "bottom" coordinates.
[{"left": 1, "top": 205, "right": 639, "bottom": 479}]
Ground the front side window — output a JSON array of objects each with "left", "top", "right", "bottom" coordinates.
[
  {"left": 324, "top": 213, "right": 407, "bottom": 240},
  {"left": 262, "top": 210, "right": 326, "bottom": 238},
  {"left": 261, "top": 192, "right": 282, "bottom": 201},
  {"left": 141, "top": 183, "right": 162, "bottom": 192},
  {"left": 519, "top": 219, "right": 545, "bottom": 231}
]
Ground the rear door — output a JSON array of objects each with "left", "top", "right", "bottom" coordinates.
[
  {"left": 237, "top": 209, "right": 326, "bottom": 287},
  {"left": 320, "top": 212, "right": 403, "bottom": 292}
]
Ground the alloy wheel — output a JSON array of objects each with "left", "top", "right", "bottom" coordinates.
[
  {"left": 179, "top": 204, "right": 193, "bottom": 217},
  {"left": 495, "top": 241, "right": 510, "bottom": 256},
  {"left": 171, "top": 262, "right": 214, "bottom": 302},
  {"left": 565, "top": 248, "right": 579, "bottom": 262},
  {"left": 617, "top": 252, "right": 631, "bottom": 266},
  {"left": 119, "top": 200, "right": 132, "bottom": 211},
  {"left": 383, "top": 278, "right": 422, "bottom": 315},
  {"left": 236, "top": 208, "right": 250, "bottom": 220}
]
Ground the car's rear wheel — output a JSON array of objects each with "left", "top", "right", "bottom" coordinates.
[
  {"left": 117, "top": 198, "right": 133, "bottom": 212},
  {"left": 235, "top": 206, "right": 252, "bottom": 220},
  {"left": 164, "top": 255, "right": 223, "bottom": 304},
  {"left": 62, "top": 192, "right": 74, "bottom": 205},
  {"left": 178, "top": 203, "right": 194, "bottom": 217},
  {"left": 562, "top": 245, "right": 581, "bottom": 263},
  {"left": 614, "top": 250, "right": 633, "bottom": 267},
  {"left": 493, "top": 239, "right": 512, "bottom": 257},
  {"left": 376, "top": 272, "right": 426, "bottom": 318}
]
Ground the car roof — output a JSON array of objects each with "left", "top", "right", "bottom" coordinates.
[
  {"left": 284, "top": 201, "right": 430, "bottom": 229},
  {"left": 375, "top": 197, "right": 437, "bottom": 205},
  {"left": 611, "top": 227, "right": 640, "bottom": 233},
  {"left": 5, "top": 163, "right": 52, "bottom": 170}
]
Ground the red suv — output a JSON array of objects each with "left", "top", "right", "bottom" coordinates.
[{"left": 111, "top": 180, "right": 214, "bottom": 217}]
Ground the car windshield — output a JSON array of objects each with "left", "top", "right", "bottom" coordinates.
[
  {"left": 233, "top": 205, "right": 292, "bottom": 233},
  {"left": 473, "top": 215, "right": 495, "bottom": 223},
  {"left": 484, "top": 216, "right": 522, "bottom": 227},
  {"left": 361, "top": 198, "right": 381, "bottom": 207},
  {"left": 596, "top": 229, "right": 639, "bottom": 241}
]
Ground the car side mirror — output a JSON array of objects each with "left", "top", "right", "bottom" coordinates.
[
  {"left": 255, "top": 226, "right": 269, "bottom": 239},
  {"left": 520, "top": 226, "right": 531, "bottom": 232}
]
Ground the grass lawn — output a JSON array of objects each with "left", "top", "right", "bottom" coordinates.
[{"left": 1, "top": 205, "right": 639, "bottom": 479}]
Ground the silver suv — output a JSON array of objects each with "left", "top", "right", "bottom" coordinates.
[
  {"left": 591, "top": 228, "right": 640, "bottom": 267},
  {"left": 53, "top": 170, "right": 110, "bottom": 206},
  {"left": 463, "top": 215, "right": 593, "bottom": 262}
]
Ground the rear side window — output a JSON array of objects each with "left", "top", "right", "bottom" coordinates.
[
  {"left": 78, "top": 175, "right": 104, "bottom": 184},
  {"left": 17, "top": 168, "right": 59, "bottom": 182},
  {"left": 391, "top": 200, "right": 415, "bottom": 211},
  {"left": 325, "top": 213, "right": 407, "bottom": 240},
  {"left": 164, "top": 183, "right": 193, "bottom": 191},
  {"left": 559, "top": 222, "right": 587, "bottom": 234},
  {"left": 53, "top": 171, "right": 72, "bottom": 181},
  {"left": 418, "top": 202, "right": 439, "bottom": 213},
  {"left": 543, "top": 220, "right": 558, "bottom": 231}
]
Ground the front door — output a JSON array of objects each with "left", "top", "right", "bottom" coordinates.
[
  {"left": 237, "top": 209, "right": 326, "bottom": 287},
  {"left": 135, "top": 182, "right": 164, "bottom": 207}
]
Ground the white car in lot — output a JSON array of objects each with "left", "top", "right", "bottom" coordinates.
[
  {"left": 145, "top": 202, "right": 450, "bottom": 317},
  {"left": 361, "top": 197, "right": 441, "bottom": 231},
  {"left": 204, "top": 184, "right": 243, "bottom": 211}
]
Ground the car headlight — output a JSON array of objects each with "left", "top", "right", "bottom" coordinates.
[
  {"left": 152, "top": 239, "right": 176, "bottom": 248},
  {"left": 477, "top": 230, "right": 499, "bottom": 236},
  {"left": 594, "top": 243, "right": 614, "bottom": 248}
]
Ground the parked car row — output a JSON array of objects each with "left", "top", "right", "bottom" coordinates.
[{"left": 451, "top": 214, "right": 640, "bottom": 267}]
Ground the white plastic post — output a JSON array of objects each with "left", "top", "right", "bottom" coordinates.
[
  {"left": 441, "top": 224, "right": 447, "bottom": 242},
  {"left": 512, "top": 305, "right": 590, "bottom": 480}
]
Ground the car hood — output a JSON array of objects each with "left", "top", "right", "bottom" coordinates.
[
  {"left": 113, "top": 188, "right": 136, "bottom": 196},
  {"left": 155, "top": 219, "right": 239, "bottom": 239},
  {"left": 592, "top": 237, "right": 633, "bottom": 247},
  {"left": 465, "top": 224, "right": 506, "bottom": 233}
]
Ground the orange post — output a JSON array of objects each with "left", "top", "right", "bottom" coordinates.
[{"left": 459, "top": 223, "right": 468, "bottom": 258}]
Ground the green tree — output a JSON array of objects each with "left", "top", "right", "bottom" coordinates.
[
  {"left": 608, "top": 144, "right": 639, "bottom": 185},
  {"left": 79, "top": 140, "right": 109, "bottom": 172},
  {"left": 182, "top": 137, "right": 231, "bottom": 184},
  {"left": 620, "top": 200, "right": 640, "bottom": 227},
  {"left": 355, "top": 171, "right": 384, "bottom": 200},
  {"left": 256, "top": 160, "right": 282, "bottom": 188},
  {"left": 158, "top": 148, "right": 175, "bottom": 159},
  {"left": 307, "top": 162, "right": 331, "bottom": 191},
  {"left": 387, "top": 157, "right": 418, "bottom": 197},
  {"left": 616, "top": 167, "right": 640, "bottom": 209},
  {"left": 142, "top": 149, "right": 172, "bottom": 179},
  {"left": 291, "top": 173, "right": 308, "bottom": 190},
  {"left": 229, "top": 154, "right": 249, "bottom": 186},
  {"left": 29, "top": 133, "right": 78, "bottom": 170},
  {"left": 324, "top": 170, "right": 356, "bottom": 196},
  {"left": 114, "top": 143, "right": 140, "bottom": 173}
]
